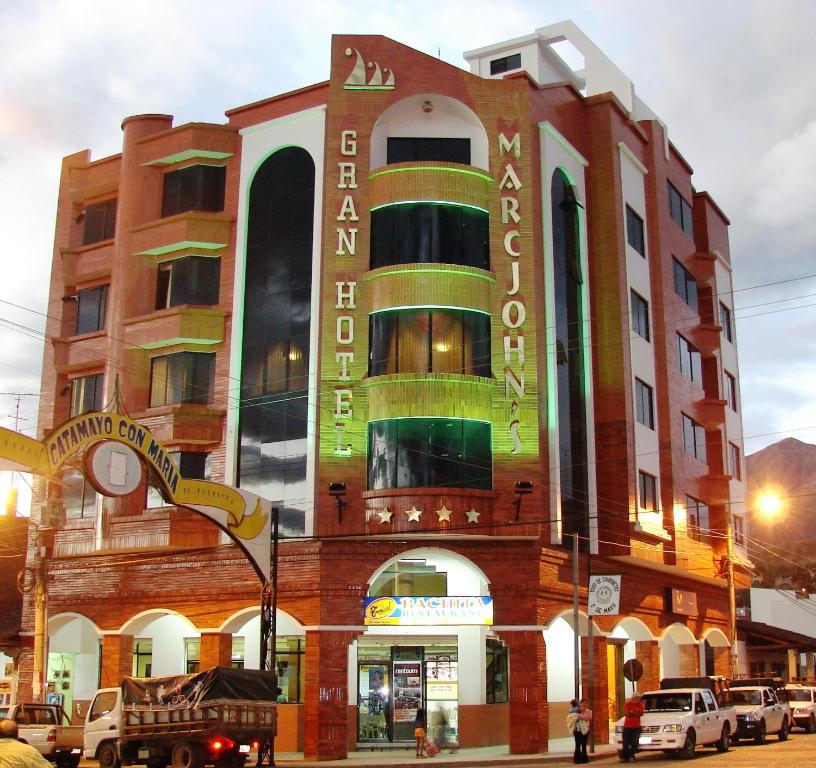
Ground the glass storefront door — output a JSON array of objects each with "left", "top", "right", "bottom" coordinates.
[{"left": 358, "top": 663, "right": 390, "bottom": 742}]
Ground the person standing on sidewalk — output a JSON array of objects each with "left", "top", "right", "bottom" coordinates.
[
  {"left": 414, "top": 707, "right": 428, "bottom": 758},
  {"left": 572, "top": 698, "right": 592, "bottom": 764},
  {"left": 620, "top": 692, "right": 644, "bottom": 762}
]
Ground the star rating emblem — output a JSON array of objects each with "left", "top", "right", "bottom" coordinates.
[
  {"left": 465, "top": 508, "right": 480, "bottom": 524},
  {"left": 405, "top": 505, "right": 422, "bottom": 522},
  {"left": 436, "top": 505, "right": 452, "bottom": 522},
  {"left": 376, "top": 507, "right": 393, "bottom": 524}
]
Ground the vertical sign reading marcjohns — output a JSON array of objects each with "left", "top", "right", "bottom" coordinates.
[
  {"left": 334, "top": 129, "right": 358, "bottom": 457},
  {"left": 498, "top": 132, "right": 526, "bottom": 455}
]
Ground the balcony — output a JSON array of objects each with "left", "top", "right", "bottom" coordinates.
[
  {"left": 138, "top": 404, "right": 225, "bottom": 445},
  {"left": 136, "top": 123, "right": 237, "bottom": 168},
  {"left": 369, "top": 161, "right": 492, "bottom": 210},
  {"left": 131, "top": 212, "right": 232, "bottom": 258},
  {"left": 699, "top": 397, "right": 727, "bottom": 429},
  {"left": 123, "top": 306, "right": 226, "bottom": 349},
  {"left": 62, "top": 240, "right": 114, "bottom": 285},
  {"left": 56, "top": 331, "right": 108, "bottom": 373}
]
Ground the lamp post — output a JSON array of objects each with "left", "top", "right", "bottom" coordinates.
[{"left": 725, "top": 512, "right": 738, "bottom": 677}]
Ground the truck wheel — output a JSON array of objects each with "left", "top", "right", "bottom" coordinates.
[
  {"left": 755, "top": 720, "right": 766, "bottom": 745},
  {"left": 680, "top": 728, "right": 696, "bottom": 759},
  {"left": 98, "top": 742, "right": 121, "bottom": 768},
  {"left": 171, "top": 742, "right": 204, "bottom": 768},
  {"left": 716, "top": 724, "right": 730, "bottom": 752},
  {"left": 779, "top": 717, "right": 789, "bottom": 741},
  {"left": 808, "top": 714, "right": 816, "bottom": 734}
]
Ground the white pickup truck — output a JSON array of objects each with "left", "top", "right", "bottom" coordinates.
[
  {"left": 730, "top": 680, "right": 791, "bottom": 743},
  {"left": 614, "top": 682, "right": 736, "bottom": 760},
  {"left": 786, "top": 684, "right": 816, "bottom": 732},
  {"left": 8, "top": 703, "right": 84, "bottom": 768}
]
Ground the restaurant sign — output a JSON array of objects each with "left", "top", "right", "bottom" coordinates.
[{"left": 364, "top": 596, "right": 493, "bottom": 626}]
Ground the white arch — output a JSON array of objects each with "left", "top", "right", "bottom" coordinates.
[
  {"left": 369, "top": 93, "right": 489, "bottom": 170},
  {"left": 610, "top": 616, "right": 655, "bottom": 642},
  {"left": 219, "top": 606, "right": 305, "bottom": 636},
  {"left": 544, "top": 608, "right": 604, "bottom": 636},
  {"left": 118, "top": 608, "right": 190, "bottom": 636},
  {"left": 367, "top": 546, "right": 490, "bottom": 595},
  {"left": 701, "top": 627, "right": 731, "bottom": 648},
  {"left": 660, "top": 622, "right": 698, "bottom": 645},
  {"left": 49, "top": 611, "right": 101, "bottom": 636}
]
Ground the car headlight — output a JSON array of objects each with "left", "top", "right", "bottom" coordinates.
[
  {"left": 743, "top": 712, "right": 755, "bottom": 721},
  {"left": 663, "top": 724, "right": 684, "bottom": 732},
  {"left": 615, "top": 725, "right": 623, "bottom": 734}
]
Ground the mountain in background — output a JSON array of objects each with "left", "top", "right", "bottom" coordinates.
[{"left": 746, "top": 437, "right": 816, "bottom": 586}]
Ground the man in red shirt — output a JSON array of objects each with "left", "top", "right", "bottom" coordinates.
[{"left": 620, "top": 692, "right": 645, "bottom": 762}]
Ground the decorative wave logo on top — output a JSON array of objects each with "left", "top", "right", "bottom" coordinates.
[{"left": 344, "top": 48, "right": 396, "bottom": 90}]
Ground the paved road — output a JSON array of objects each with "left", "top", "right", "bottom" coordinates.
[{"left": 595, "top": 728, "right": 816, "bottom": 765}]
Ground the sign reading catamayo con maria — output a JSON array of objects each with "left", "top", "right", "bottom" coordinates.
[{"left": 364, "top": 596, "right": 493, "bottom": 626}]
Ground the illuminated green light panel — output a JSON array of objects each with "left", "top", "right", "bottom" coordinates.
[
  {"left": 369, "top": 166, "right": 493, "bottom": 183},
  {"left": 369, "top": 267, "right": 494, "bottom": 283},
  {"left": 368, "top": 304, "right": 492, "bottom": 316},
  {"left": 360, "top": 375, "right": 493, "bottom": 388},
  {"left": 370, "top": 200, "right": 489, "bottom": 214}
]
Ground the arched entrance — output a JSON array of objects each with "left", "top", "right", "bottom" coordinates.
[
  {"left": 47, "top": 613, "right": 101, "bottom": 718},
  {"left": 661, "top": 623, "right": 699, "bottom": 678}
]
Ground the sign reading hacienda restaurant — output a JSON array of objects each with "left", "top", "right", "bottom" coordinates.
[{"left": 364, "top": 596, "right": 493, "bottom": 626}]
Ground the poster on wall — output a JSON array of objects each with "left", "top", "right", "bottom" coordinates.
[{"left": 393, "top": 663, "right": 421, "bottom": 723}]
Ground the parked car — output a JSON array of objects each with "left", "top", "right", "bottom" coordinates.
[
  {"left": 785, "top": 683, "right": 816, "bottom": 732},
  {"left": 730, "top": 678, "right": 791, "bottom": 743},
  {"left": 8, "top": 702, "right": 84, "bottom": 768},
  {"left": 614, "top": 678, "right": 736, "bottom": 760}
]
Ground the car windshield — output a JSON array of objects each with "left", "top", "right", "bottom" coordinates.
[
  {"left": 788, "top": 689, "right": 813, "bottom": 702},
  {"left": 642, "top": 693, "right": 692, "bottom": 712},
  {"left": 732, "top": 690, "right": 762, "bottom": 706}
]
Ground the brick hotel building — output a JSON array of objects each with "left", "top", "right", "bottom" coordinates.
[{"left": 19, "top": 21, "right": 748, "bottom": 759}]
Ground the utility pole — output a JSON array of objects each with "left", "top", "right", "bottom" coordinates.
[
  {"left": 31, "top": 527, "right": 48, "bottom": 703},
  {"left": 572, "top": 533, "right": 580, "bottom": 701},
  {"left": 725, "top": 513, "right": 738, "bottom": 677}
]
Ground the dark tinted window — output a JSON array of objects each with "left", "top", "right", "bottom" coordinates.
[
  {"left": 686, "top": 495, "right": 709, "bottom": 541},
  {"left": 82, "top": 198, "right": 117, "bottom": 245},
  {"left": 387, "top": 137, "right": 471, "bottom": 165},
  {"left": 638, "top": 470, "right": 657, "bottom": 512},
  {"left": 368, "top": 418, "right": 491, "bottom": 491},
  {"left": 626, "top": 205, "right": 645, "bottom": 256},
  {"left": 720, "top": 302, "right": 733, "bottom": 342},
  {"left": 156, "top": 256, "right": 220, "bottom": 309},
  {"left": 673, "top": 257, "right": 698, "bottom": 311},
  {"left": 76, "top": 285, "right": 108, "bottom": 335},
  {"left": 668, "top": 182, "right": 694, "bottom": 237},
  {"left": 490, "top": 53, "right": 521, "bottom": 75},
  {"left": 682, "top": 414, "right": 707, "bottom": 462},
  {"left": 635, "top": 379, "right": 654, "bottom": 429},
  {"left": 369, "top": 309, "right": 490, "bottom": 377},
  {"left": 631, "top": 290, "right": 650, "bottom": 341},
  {"left": 170, "top": 451, "right": 211, "bottom": 480},
  {"left": 677, "top": 334, "right": 702, "bottom": 384},
  {"left": 70, "top": 373, "right": 103, "bottom": 416},
  {"left": 162, "top": 165, "right": 226, "bottom": 217},
  {"left": 149, "top": 352, "right": 214, "bottom": 407},
  {"left": 370, "top": 202, "right": 489, "bottom": 270}
]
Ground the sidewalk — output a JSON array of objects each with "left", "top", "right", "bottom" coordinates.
[{"left": 274, "top": 739, "right": 617, "bottom": 767}]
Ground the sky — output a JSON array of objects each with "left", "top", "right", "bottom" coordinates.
[{"left": 0, "top": 0, "right": 814, "bottom": 514}]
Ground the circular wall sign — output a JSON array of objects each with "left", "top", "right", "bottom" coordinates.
[{"left": 85, "top": 440, "right": 143, "bottom": 497}]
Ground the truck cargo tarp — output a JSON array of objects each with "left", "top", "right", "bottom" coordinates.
[{"left": 121, "top": 667, "right": 278, "bottom": 707}]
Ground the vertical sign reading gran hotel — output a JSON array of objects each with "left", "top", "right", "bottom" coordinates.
[{"left": 333, "top": 129, "right": 359, "bottom": 457}]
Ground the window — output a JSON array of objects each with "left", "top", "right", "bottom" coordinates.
[
  {"left": 62, "top": 468, "right": 98, "bottom": 519},
  {"left": 677, "top": 335, "right": 702, "bottom": 384},
  {"left": 635, "top": 379, "right": 654, "bottom": 429},
  {"left": 132, "top": 639, "right": 152, "bottom": 677},
  {"left": 486, "top": 639, "right": 508, "bottom": 704},
  {"left": 368, "top": 418, "right": 492, "bottom": 491},
  {"left": 156, "top": 256, "right": 220, "bottom": 309},
  {"left": 672, "top": 258, "right": 698, "bottom": 311},
  {"left": 733, "top": 515, "right": 745, "bottom": 546},
  {"left": 490, "top": 53, "right": 521, "bottom": 75},
  {"left": 686, "top": 495, "right": 710, "bottom": 541},
  {"left": 720, "top": 302, "right": 733, "bottom": 342},
  {"left": 724, "top": 371, "right": 737, "bottom": 411},
  {"left": 368, "top": 309, "right": 490, "bottom": 377},
  {"left": 668, "top": 182, "right": 694, "bottom": 237},
  {"left": 231, "top": 637, "right": 245, "bottom": 669},
  {"left": 729, "top": 442, "right": 742, "bottom": 480},
  {"left": 682, "top": 414, "right": 707, "bottom": 462},
  {"left": 386, "top": 137, "right": 471, "bottom": 165},
  {"left": 185, "top": 638, "right": 200, "bottom": 674},
  {"left": 626, "top": 205, "right": 645, "bottom": 256},
  {"left": 88, "top": 691, "right": 118, "bottom": 722},
  {"left": 70, "top": 373, "right": 103, "bottom": 416},
  {"left": 631, "top": 290, "right": 650, "bottom": 341},
  {"left": 82, "top": 198, "right": 117, "bottom": 245},
  {"left": 161, "top": 164, "right": 226, "bottom": 217},
  {"left": 275, "top": 637, "right": 305, "bottom": 703},
  {"left": 75, "top": 284, "right": 108, "bottom": 335},
  {"left": 369, "top": 202, "right": 489, "bottom": 270},
  {"left": 149, "top": 352, "right": 214, "bottom": 407},
  {"left": 638, "top": 471, "right": 657, "bottom": 513}
]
